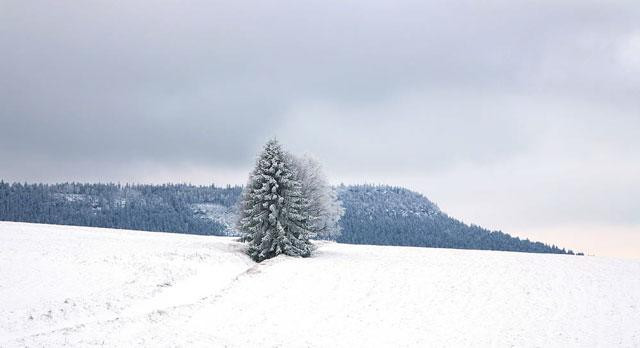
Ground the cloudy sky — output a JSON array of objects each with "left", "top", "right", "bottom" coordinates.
[{"left": 2, "top": 0, "right": 639, "bottom": 258}]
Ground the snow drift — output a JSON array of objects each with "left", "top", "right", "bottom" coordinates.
[{"left": 1, "top": 221, "right": 638, "bottom": 347}]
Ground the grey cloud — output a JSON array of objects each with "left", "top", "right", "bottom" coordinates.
[{"left": 2, "top": 1, "right": 639, "bottom": 165}]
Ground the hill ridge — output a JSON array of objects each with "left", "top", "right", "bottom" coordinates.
[{"left": 0, "top": 180, "right": 579, "bottom": 254}]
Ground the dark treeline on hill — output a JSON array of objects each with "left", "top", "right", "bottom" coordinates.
[
  {"left": 337, "top": 185, "right": 579, "bottom": 254},
  {"left": 0, "top": 181, "right": 580, "bottom": 255},
  {"left": 0, "top": 181, "right": 240, "bottom": 235}
]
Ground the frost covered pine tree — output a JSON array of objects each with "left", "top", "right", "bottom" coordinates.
[{"left": 237, "top": 139, "right": 315, "bottom": 262}]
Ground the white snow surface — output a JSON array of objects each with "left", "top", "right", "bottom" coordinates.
[{"left": 1, "top": 221, "right": 639, "bottom": 347}]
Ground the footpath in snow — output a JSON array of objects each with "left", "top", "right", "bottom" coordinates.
[{"left": 1, "top": 221, "right": 639, "bottom": 347}]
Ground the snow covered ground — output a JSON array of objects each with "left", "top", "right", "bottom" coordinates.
[{"left": 1, "top": 221, "right": 639, "bottom": 347}]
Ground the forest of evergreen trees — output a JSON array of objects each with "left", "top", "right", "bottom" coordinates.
[
  {"left": 0, "top": 181, "right": 579, "bottom": 255},
  {"left": 336, "top": 185, "right": 579, "bottom": 254},
  {"left": 0, "top": 181, "right": 240, "bottom": 235}
]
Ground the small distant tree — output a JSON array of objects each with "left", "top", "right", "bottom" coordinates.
[
  {"left": 289, "top": 154, "right": 344, "bottom": 239},
  {"left": 236, "top": 139, "right": 315, "bottom": 262}
]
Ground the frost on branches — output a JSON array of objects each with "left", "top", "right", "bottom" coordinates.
[
  {"left": 289, "top": 154, "right": 344, "bottom": 239},
  {"left": 237, "top": 139, "right": 315, "bottom": 262}
]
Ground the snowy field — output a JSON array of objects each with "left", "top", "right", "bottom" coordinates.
[{"left": 1, "top": 221, "right": 639, "bottom": 347}]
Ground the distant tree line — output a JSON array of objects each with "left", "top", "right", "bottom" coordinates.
[
  {"left": 0, "top": 181, "right": 239, "bottom": 235},
  {"left": 0, "top": 180, "right": 581, "bottom": 255},
  {"left": 336, "top": 185, "right": 580, "bottom": 255}
]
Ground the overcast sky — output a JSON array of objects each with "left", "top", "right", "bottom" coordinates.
[{"left": 2, "top": 0, "right": 639, "bottom": 258}]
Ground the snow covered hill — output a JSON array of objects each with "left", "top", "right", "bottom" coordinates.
[
  {"left": 1, "top": 222, "right": 639, "bottom": 347},
  {"left": 0, "top": 182, "right": 578, "bottom": 254}
]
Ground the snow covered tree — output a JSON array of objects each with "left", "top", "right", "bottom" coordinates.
[
  {"left": 289, "top": 154, "right": 344, "bottom": 239},
  {"left": 237, "top": 139, "right": 315, "bottom": 262}
]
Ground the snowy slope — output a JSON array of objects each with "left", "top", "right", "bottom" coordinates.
[
  {"left": 1, "top": 222, "right": 639, "bottom": 347},
  {"left": 190, "top": 203, "right": 237, "bottom": 236}
]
